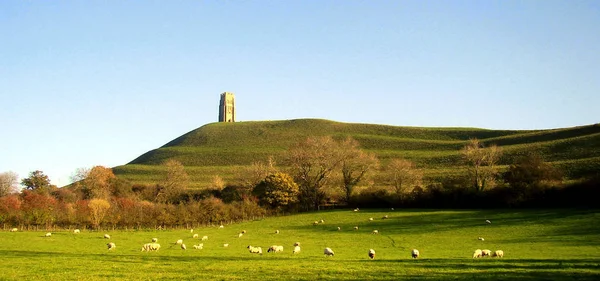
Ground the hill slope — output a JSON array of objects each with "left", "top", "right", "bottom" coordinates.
[{"left": 113, "top": 119, "right": 600, "bottom": 189}]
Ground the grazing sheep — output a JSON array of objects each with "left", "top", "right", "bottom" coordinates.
[
  {"left": 107, "top": 242, "right": 116, "bottom": 250},
  {"left": 368, "top": 249, "right": 376, "bottom": 259},
  {"left": 151, "top": 238, "right": 158, "bottom": 243},
  {"left": 275, "top": 230, "right": 280, "bottom": 234},
  {"left": 190, "top": 229, "right": 194, "bottom": 233},
  {"left": 412, "top": 249, "right": 420, "bottom": 259},
  {"left": 201, "top": 236, "right": 208, "bottom": 241},
  {"left": 10, "top": 228, "right": 18, "bottom": 232},
  {"left": 193, "top": 244, "right": 204, "bottom": 250},
  {"left": 103, "top": 234, "right": 110, "bottom": 239},
  {"left": 482, "top": 249, "right": 492, "bottom": 257},
  {"left": 382, "top": 215, "right": 389, "bottom": 219},
  {"left": 478, "top": 237, "right": 485, "bottom": 241},
  {"left": 473, "top": 249, "right": 483, "bottom": 258},
  {"left": 181, "top": 244, "right": 187, "bottom": 250},
  {"left": 293, "top": 245, "right": 301, "bottom": 254},
  {"left": 241, "top": 230, "right": 247, "bottom": 234},
  {"left": 176, "top": 239, "right": 183, "bottom": 245},
  {"left": 268, "top": 245, "right": 284, "bottom": 253},
  {"left": 73, "top": 229, "right": 80, "bottom": 234},
  {"left": 492, "top": 250, "right": 504, "bottom": 258},
  {"left": 313, "top": 221, "right": 319, "bottom": 226},
  {"left": 45, "top": 232, "right": 52, "bottom": 237},
  {"left": 219, "top": 225, "right": 224, "bottom": 229},
  {"left": 238, "top": 233, "right": 243, "bottom": 238},
  {"left": 354, "top": 208, "right": 360, "bottom": 212},
  {"left": 369, "top": 218, "right": 374, "bottom": 221},
  {"left": 391, "top": 208, "right": 395, "bottom": 211},
  {"left": 485, "top": 220, "right": 491, "bottom": 224},
  {"left": 294, "top": 242, "right": 300, "bottom": 247},
  {"left": 354, "top": 226, "right": 359, "bottom": 230},
  {"left": 193, "top": 233, "right": 199, "bottom": 238},
  {"left": 141, "top": 243, "right": 161, "bottom": 252},
  {"left": 324, "top": 247, "right": 335, "bottom": 257},
  {"left": 320, "top": 219, "right": 325, "bottom": 224},
  {"left": 223, "top": 243, "right": 229, "bottom": 248},
  {"left": 372, "top": 230, "right": 379, "bottom": 235},
  {"left": 337, "top": 227, "right": 341, "bottom": 231},
  {"left": 247, "top": 245, "right": 262, "bottom": 254}
]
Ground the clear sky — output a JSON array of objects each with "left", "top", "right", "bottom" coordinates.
[{"left": 1, "top": 1, "right": 599, "bottom": 187}]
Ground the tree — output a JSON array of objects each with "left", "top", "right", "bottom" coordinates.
[
  {"left": 156, "top": 159, "right": 189, "bottom": 204},
  {"left": 286, "top": 136, "right": 344, "bottom": 211},
  {"left": 253, "top": 172, "right": 299, "bottom": 209},
  {"left": 21, "top": 170, "right": 55, "bottom": 194},
  {"left": 339, "top": 137, "right": 380, "bottom": 203},
  {"left": 82, "top": 166, "right": 116, "bottom": 199},
  {"left": 383, "top": 158, "right": 423, "bottom": 201},
  {"left": 236, "top": 157, "right": 278, "bottom": 189},
  {"left": 0, "top": 171, "right": 19, "bottom": 197},
  {"left": 461, "top": 139, "right": 502, "bottom": 191},
  {"left": 88, "top": 198, "right": 111, "bottom": 229},
  {"left": 504, "top": 153, "right": 562, "bottom": 189}
]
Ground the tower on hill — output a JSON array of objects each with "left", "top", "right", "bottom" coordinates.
[{"left": 218, "top": 92, "right": 236, "bottom": 122}]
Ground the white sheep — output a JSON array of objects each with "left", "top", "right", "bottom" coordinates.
[
  {"left": 324, "top": 247, "right": 334, "bottom": 257},
  {"left": 353, "top": 208, "right": 360, "bottom": 212},
  {"left": 175, "top": 239, "right": 183, "bottom": 245},
  {"left": 391, "top": 208, "right": 395, "bottom": 211},
  {"left": 320, "top": 219, "right": 325, "bottom": 223},
  {"left": 73, "top": 229, "right": 80, "bottom": 234},
  {"left": 141, "top": 243, "right": 161, "bottom": 252},
  {"left": 478, "top": 237, "right": 484, "bottom": 241},
  {"left": 190, "top": 229, "right": 194, "bottom": 233},
  {"left": 193, "top": 234, "right": 199, "bottom": 238},
  {"left": 313, "top": 221, "right": 319, "bottom": 226},
  {"left": 485, "top": 220, "right": 491, "bottom": 224},
  {"left": 201, "top": 235, "right": 208, "bottom": 241},
  {"left": 412, "top": 249, "right": 420, "bottom": 259},
  {"left": 107, "top": 242, "right": 116, "bottom": 250},
  {"left": 152, "top": 238, "right": 158, "bottom": 243},
  {"left": 103, "top": 234, "right": 110, "bottom": 239},
  {"left": 241, "top": 230, "right": 247, "bottom": 234},
  {"left": 267, "top": 245, "right": 284, "bottom": 253},
  {"left": 294, "top": 242, "right": 300, "bottom": 247},
  {"left": 482, "top": 249, "right": 492, "bottom": 257},
  {"left": 219, "top": 225, "right": 224, "bottom": 229},
  {"left": 293, "top": 245, "right": 301, "bottom": 254},
  {"left": 372, "top": 230, "right": 379, "bottom": 234},
  {"left": 247, "top": 245, "right": 262, "bottom": 254},
  {"left": 45, "top": 232, "right": 52, "bottom": 237},
  {"left": 382, "top": 215, "right": 389, "bottom": 219},
  {"left": 193, "top": 244, "right": 204, "bottom": 249},
  {"left": 275, "top": 230, "right": 280, "bottom": 234},
  {"left": 492, "top": 250, "right": 504, "bottom": 258},
  {"left": 181, "top": 244, "right": 187, "bottom": 250},
  {"left": 238, "top": 233, "right": 243, "bottom": 238},
  {"left": 473, "top": 249, "right": 482, "bottom": 258},
  {"left": 10, "top": 228, "right": 18, "bottom": 232},
  {"left": 223, "top": 243, "right": 229, "bottom": 248},
  {"left": 354, "top": 226, "right": 359, "bottom": 230},
  {"left": 369, "top": 217, "right": 374, "bottom": 221},
  {"left": 368, "top": 249, "right": 376, "bottom": 259},
  {"left": 337, "top": 227, "right": 341, "bottom": 231}
]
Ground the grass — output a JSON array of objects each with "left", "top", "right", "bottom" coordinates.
[
  {"left": 112, "top": 119, "right": 600, "bottom": 188},
  {"left": 1, "top": 209, "right": 599, "bottom": 280}
]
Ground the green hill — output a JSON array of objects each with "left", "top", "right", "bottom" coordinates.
[{"left": 113, "top": 119, "right": 600, "bottom": 189}]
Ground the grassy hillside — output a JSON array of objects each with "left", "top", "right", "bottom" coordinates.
[
  {"left": 1, "top": 209, "right": 599, "bottom": 280},
  {"left": 113, "top": 119, "right": 600, "bottom": 189}
]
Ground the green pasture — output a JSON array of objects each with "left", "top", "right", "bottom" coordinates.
[{"left": 1, "top": 209, "right": 599, "bottom": 280}]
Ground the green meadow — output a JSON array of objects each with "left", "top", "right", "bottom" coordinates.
[
  {"left": 2, "top": 209, "right": 599, "bottom": 280},
  {"left": 112, "top": 119, "right": 600, "bottom": 189}
]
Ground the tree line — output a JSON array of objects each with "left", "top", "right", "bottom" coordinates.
[{"left": 1, "top": 136, "right": 598, "bottom": 230}]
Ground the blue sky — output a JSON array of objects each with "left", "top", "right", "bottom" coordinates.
[{"left": 1, "top": 1, "right": 599, "bottom": 187}]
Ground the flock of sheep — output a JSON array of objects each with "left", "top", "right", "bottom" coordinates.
[{"left": 9, "top": 210, "right": 504, "bottom": 260}]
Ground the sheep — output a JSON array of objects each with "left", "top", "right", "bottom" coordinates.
[
  {"left": 320, "top": 219, "right": 325, "bottom": 224},
  {"left": 313, "top": 221, "right": 319, "bottom": 226},
  {"left": 267, "top": 245, "right": 284, "bottom": 253},
  {"left": 478, "top": 237, "right": 485, "bottom": 241},
  {"left": 337, "top": 227, "right": 341, "bottom": 231},
  {"left": 368, "top": 218, "right": 374, "bottom": 221},
  {"left": 201, "top": 235, "right": 208, "bottom": 241},
  {"left": 193, "top": 244, "right": 204, "bottom": 250},
  {"left": 293, "top": 242, "right": 300, "bottom": 247},
  {"left": 382, "top": 215, "right": 389, "bottom": 219},
  {"left": 241, "top": 230, "right": 247, "bottom": 234},
  {"left": 181, "top": 244, "right": 187, "bottom": 250},
  {"left": 141, "top": 243, "right": 161, "bottom": 252},
  {"left": 324, "top": 247, "right": 335, "bottom": 257},
  {"left": 293, "top": 245, "right": 301, "bottom": 254},
  {"left": 73, "top": 229, "right": 80, "bottom": 234},
  {"left": 275, "top": 230, "right": 280, "bottom": 234},
  {"left": 368, "top": 249, "right": 376, "bottom": 259},
  {"left": 193, "top": 233, "right": 199, "bottom": 238},
  {"left": 103, "top": 234, "right": 110, "bottom": 239},
  {"left": 353, "top": 208, "right": 360, "bottom": 212},
  {"left": 175, "top": 239, "right": 183, "bottom": 245},
  {"left": 45, "top": 232, "right": 52, "bottom": 237},
  {"left": 492, "top": 250, "right": 504, "bottom": 258},
  {"left": 372, "top": 230, "right": 379, "bottom": 235},
  {"left": 219, "top": 225, "right": 224, "bottom": 229},
  {"left": 107, "top": 242, "right": 116, "bottom": 250},
  {"left": 10, "top": 228, "right": 18, "bottom": 232},
  {"left": 190, "top": 229, "right": 194, "bottom": 233},
  {"left": 391, "top": 208, "right": 395, "bottom": 211},
  {"left": 481, "top": 249, "right": 492, "bottom": 257},
  {"left": 151, "top": 238, "right": 158, "bottom": 243},
  {"left": 412, "top": 249, "right": 420, "bottom": 259},
  {"left": 473, "top": 249, "right": 482, "bottom": 258},
  {"left": 223, "top": 243, "right": 229, "bottom": 248},
  {"left": 485, "top": 220, "right": 491, "bottom": 224},
  {"left": 247, "top": 245, "right": 262, "bottom": 254},
  {"left": 238, "top": 233, "right": 243, "bottom": 238},
  {"left": 354, "top": 226, "right": 359, "bottom": 230}
]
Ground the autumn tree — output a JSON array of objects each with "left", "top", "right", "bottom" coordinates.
[
  {"left": 0, "top": 171, "right": 19, "bottom": 197},
  {"left": 383, "top": 158, "right": 423, "bottom": 201},
  {"left": 88, "top": 198, "right": 111, "bottom": 230},
  {"left": 156, "top": 159, "right": 189, "bottom": 204},
  {"left": 461, "top": 139, "right": 502, "bottom": 191},
  {"left": 21, "top": 170, "right": 55, "bottom": 194},
  {"left": 339, "top": 137, "right": 380, "bottom": 203},
  {"left": 253, "top": 172, "right": 299, "bottom": 210},
  {"left": 286, "top": 136, "right": 345, "bottom": 211},
  {"left": 81, "top": 166, "right": 116, "bottom": 200}
]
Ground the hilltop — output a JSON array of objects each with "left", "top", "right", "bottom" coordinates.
[{"left": 113, "top": 119, "right": 600, "bottom": 189}]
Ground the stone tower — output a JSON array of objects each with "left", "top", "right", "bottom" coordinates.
[{"left": 218, "top": 92, "right": 236, "bottom": 122}]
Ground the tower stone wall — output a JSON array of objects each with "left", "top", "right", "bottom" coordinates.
[{"left": 218, "top": 92, "right": 236, "bottom": 122}]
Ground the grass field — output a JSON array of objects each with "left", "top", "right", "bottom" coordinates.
[
  {"left": 112, "top": 119, "right": 600, "bottom": 189},
  {"left": 2, "top": 209, "right": 599, "bottom": 280}
]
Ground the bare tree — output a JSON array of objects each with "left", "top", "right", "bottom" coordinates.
[
  {"left": 0, "top": 171, "right": 19, "bottom": 196},
  {"left": 339, "top": 137, "right": 380, "bottom": 203},
  {"left": 383, "top": 158, "right": 423, "bottom": 201},
  {"left": 461, "top": 138, "right": 502, "bottom": 191},
  {"left": 236, "top": 156, "right": 278, "bottom": 189},
  {"left": 156, "top": 159, "right": 189, "bottom": 203}
]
